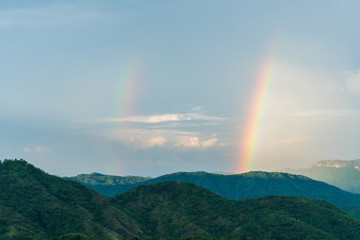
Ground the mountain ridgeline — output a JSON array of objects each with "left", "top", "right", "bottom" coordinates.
[
  {"left": 3, "top": 159, "right": 360, "bottom": 239},
  {"left": 280, "top": 159, "right": 360, "bottom": 193},
  {"left": 65, "top": 173, "right": 151, "bottom": 196},
  {"left": 69, "top": 170, "right": 360, "bottom": 207}
]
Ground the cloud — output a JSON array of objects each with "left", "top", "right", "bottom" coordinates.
[
  {"left": 107, "top": 140, "right": 230, "bottom": 177},
  {"left": 344, "top": 69, "right": 360, "bottom": 95},
  {"left": 112, "top": 114, "right": 191, "bottom": 123},
  {"left": 102, "top": 128, "right": 191, "bottom": 149},
  {"left": 148, "top": 137, "right": 167, "bottom": 147},
  {"left": 23, "top": 146, "right": 49, "bottom": 154},
  {"left": 191, "top": 106, "right": 202, "bottom": 112},
  {"left": 96, "top": 113, "right": 225, "bottom": 124},
  {"left": 202, "top": 138, "right": 219, "bottom": 148},
  {"left": 75, "top": 111, "right": 225, "bottom": 152},
  {"left": 175, "top": 136, "right": 219, "bottom": 148},
  {"left": 90, "top": 126, "right": 221, "bottom": 150},
  {"left": 175, "top": 137, "right": 200, "bottom": 147}
]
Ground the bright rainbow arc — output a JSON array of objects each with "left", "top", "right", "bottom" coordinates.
[{"left": 237, "top": 53, "right": 275, "bottom": 173}]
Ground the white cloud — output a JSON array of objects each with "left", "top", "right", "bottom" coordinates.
[
  {"left": 76, "top": 111, "right": 225, "bottom": 150},
  {"left": 344, "top": 69, "right": 360, "bottom": 95},
  {"left": 175, "top": 136, "right": 219, "bottom": 148},
  {"left": 202, "top": 138, "right": 219, "bottom": 148},
  {"left": 91, "top": 126, "right": 221, "bottom": 150},
  {"left": 103, "top": 128, "right": 192, "bottom": 149},
  {"left": 148, "top": 137, "right": 167, "bottom": 147},
  {"left": 117, "top": 114, "right": 190, "bottom": 123},
  {"left": 175, "top": 137, "right": 200, "bottom": 147},
  {"left": 23, "top": 146, "right": 49, "bottom": 153},
  {"left": 95, "top": 113, "right": 224, "bottom": 124}
]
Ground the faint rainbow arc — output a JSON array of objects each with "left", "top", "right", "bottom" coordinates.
[
  {"left": 113, "top": 63, "right": 140, "bottom": 121},
  {"left": 109, "top": 60, "right": 142, "bottom": 175},
  {"left": 237, "top": 53, "right": 275, "bottom": 173}
]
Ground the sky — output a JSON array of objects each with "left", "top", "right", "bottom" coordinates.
[{"left": 1, "top": 0, "right": 360, "bottom": 177}]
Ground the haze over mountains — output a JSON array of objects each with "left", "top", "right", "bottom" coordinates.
[
  {"left": 280, "top": 159, "right": 360, "bottom": 193},
  {"left": 3, "top": 159, "right": 360, "bottom": 240}
]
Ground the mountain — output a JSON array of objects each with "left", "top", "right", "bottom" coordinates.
[
  {"left": 70, "top": 170, "right": 360, "bottom": 207},
  {"left": 3, "top": 159, "right": 360, "bottom": 239},
  {"left": 280, "top": 159, "right": 360, "bottom": 193},
  {"left": 115, "top": 181, "right": 360, "bottom": 240},
  {"left": 0, "top": 159, "right": 145, "bottom": 239},
  {"left": 66, "top": 172, "right": 151, "bottom": 185},
  {"left": 66, "top": 173, "right": 151, "bottom": 196}
]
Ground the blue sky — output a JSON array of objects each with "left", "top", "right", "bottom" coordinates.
[{"left": 1, "top": 0, "right": 360, "bottom": 176}]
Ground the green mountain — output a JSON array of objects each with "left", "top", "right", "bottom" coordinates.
[
  {"left": 66, "top": 172, "right": 151, "bottom": 186},
  {"left": 66, "top": 173, "right": 151, "bottom": 196},
  {"left": 280, "top": 159, "right": 360, "bottom": 193},
  {"left": 3, "top": 159, "right": 360, "bottom": 239},
  {"left": 0, "top": 159, "right": 145, "bottom": 239},
  {"left": 70, "top": 170, "right": 360, "bottom": 207},
  {"left": 115, "top": 181, "right": 360, "bottom": 240}
]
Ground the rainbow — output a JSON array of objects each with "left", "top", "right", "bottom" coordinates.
[
  {"left": 109, "top": 59, "right": 142, "bottom": 174},
  {"left": 113, "top": 61, "right": 141, "bottom": 120},
  {"left": 236, "top": 52, "right": 275, "bottom": 173}
]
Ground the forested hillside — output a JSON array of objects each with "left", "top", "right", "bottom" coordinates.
[
  {"left": 2, "top": 159, "right": 360, "bottom": 240},
  {"left": 115, "top": 181, "right": 360, "bottom": 240},
  {"left": 0, "top": 159, "right": 144, "bottom": 239},
  {"left": 70, "top": 170, "right": 360, "bottom": 207}
]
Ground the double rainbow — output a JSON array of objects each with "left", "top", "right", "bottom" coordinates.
[{"left": 237, "top": 53, "right": 275, "bottom": 173}]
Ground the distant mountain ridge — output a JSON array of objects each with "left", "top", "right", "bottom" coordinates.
[
  {"left": 280, "top": 159, "right": 360, "bottom": 193},
  {"left": 66, "top": 173, "right": 151, "bottom": 195},
  {"left": 66, "top": 172, "right": 151, "bottom": 185},
  {"left": 69, "top": 170, "right": 360, "bottom": 208},
  {"left": 5, "top": 159, "right": 360, "bottom": 239}
]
